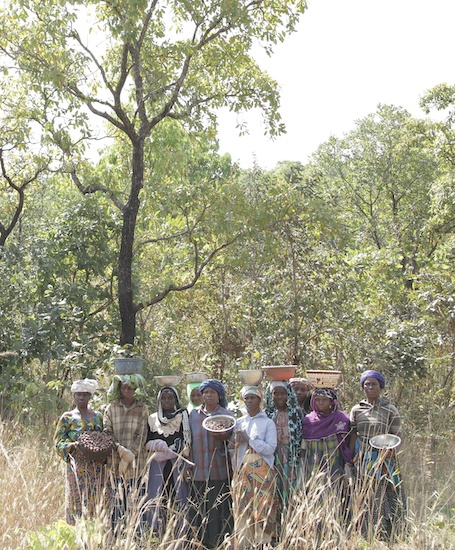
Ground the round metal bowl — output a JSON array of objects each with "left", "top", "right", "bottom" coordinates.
[
  {"left": 262, "top": 365, "right": 296, "bottom": 381},
  {"left": 186, "top": 372, "right": 209, "bottom": 383},
  {"left": 113, "top": 357, "right": 144, "bottom": 374},
  {"left": 239, "top": 369, "right": 263, "bottom": 385},
  {"left": 154, "top": 375, "right": 182, "bottom": 387},
  {"left": 202, "top": 414, "right": 236, "bottom": 433},
  {"left": 369, "top": 434, "right": 401, "bottom": 450}
]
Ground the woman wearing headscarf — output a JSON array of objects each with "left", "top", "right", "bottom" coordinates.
[
  {"left": 104, "top": 373, "right": 149, "bottom": 534},
  {"left": 349, "top": 369, "right": 406, "bottom": 540},
  {"left": 145, "top": 386, "right": 192, "bottom": 535},
  {"left": 234, "top": 385, "right": 278, "bottom": 550},
  {"left": 186, "top": 382, "right": 203, "bottom": 412},
  {"left": 264, "top": 381, "right": 302, "bottom": 517},
  {"left": 187, "top": 379, "right": 234, "bottom": 549},
  {"left": 301, "top": 389, "right": 353, "bottom": 482},
  {"left": 54, "top": 378, "right": 104, "bottom": 524}
]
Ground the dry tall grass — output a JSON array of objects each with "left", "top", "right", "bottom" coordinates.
[{"left": 1, "top": 419, "right": 454, "bottom": 550}]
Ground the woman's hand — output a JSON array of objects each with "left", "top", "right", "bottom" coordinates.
[
  {"left": 117, "top": 445, "right": 135, "bottom": 464},
  {"left": 214, "top": 431, "right": 232, "bottom": 442},
  {"left": 67, "top": 441, "right": 78, "bottom": 454},
  {"left": 146, "top": 439, "right": 169, "bottom": 452},
  {"left": 183, "top": 466, "right": 193, "bottom": 482},
  {"left": 234, "top": 429, "right": 249, "bottom": 443}
]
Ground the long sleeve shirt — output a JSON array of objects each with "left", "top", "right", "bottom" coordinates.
[
  {"left": 54, "top": 410, "right": 103, "bottom": 462},
  {"left": 189, "top": 405, "right": 233, "bottom": 482},
  {"left": 235, "top": 411, "right": 277, "bottom": 470},
  {"left": 104, "top": 399, "right": 149, "bottom": 480}
]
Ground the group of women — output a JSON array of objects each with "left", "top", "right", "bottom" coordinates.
[{"left": 54, "top": 368, "right": 406, "bottom": 546}]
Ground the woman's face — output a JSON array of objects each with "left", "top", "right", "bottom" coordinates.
[
  {"left": 190, "top": 387, "right": 203, "bottom": 406},
  {"left": 272, "top": 386, "right": 288, "bottom": 410},
  {"left": 161, "top": 390, "right": 177, "bottom": 412},
  {"left": 363, "top": 377, "right": 381, "bottom": 401},
  {"left": 291, "top": 382, "right": 310, "bottom": 406},
  {"left": 244, "top": 394, "right": 261, "bottom": 416},
  {"left": 314, "top": 395, "right": 332, "bottom": 414},
  {"left": 74, "top": 391, "right": 91, "bottom": 408},
  {"left": 202, "top": 387, "right": 219, "bottom": 409},
  {"left": 120, "top": 383, "right": 136, "bottom": 400}
]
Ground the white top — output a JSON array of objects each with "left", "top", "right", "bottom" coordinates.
[{"left": 235, "top": 411, "right": 277, "bottom": 470}]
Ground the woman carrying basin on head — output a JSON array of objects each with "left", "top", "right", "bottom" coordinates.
[
  {"left": 264, "top": 380, "right": 302, "bottom": 517},
  {"left": 145, "top": 385, "right": 191, "bottom": 536},
  {"left": 104, "top": 373, "right": 149, "bottom": 534},
  {"left": 233, "top": 384, "right": 278, "bottom": 550},
  {"left": 301, "top": 388, "right": 353, "bottom": 483}
]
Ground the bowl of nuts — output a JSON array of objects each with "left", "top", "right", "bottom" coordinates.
[
  {"left": 77, "top": 431, "right": 116, "bottom": 461},
  {"left": 202, "top": 414, "right": 236, "bottom": 433}
]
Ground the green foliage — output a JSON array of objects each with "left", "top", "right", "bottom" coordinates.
[{"left": 25, "top": 520, "right": 77, "bottom": 550}]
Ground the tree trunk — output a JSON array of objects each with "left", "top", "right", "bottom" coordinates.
[{"left": 118, "top": 139, "right": 144, "bottom": 345}]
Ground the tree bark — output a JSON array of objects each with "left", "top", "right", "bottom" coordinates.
[{"left": 118, "top": 139, "right": 144, "bottom": 345}]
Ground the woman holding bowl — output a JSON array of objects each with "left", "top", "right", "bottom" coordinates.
[
  {"left": 54, "top": 378, "right": 104, "bottom": 524},
  {"left": 349, "top": 369, "right": 406, "bottom": 540},
  {"left": 187, "top": 379, "right": 234, "bottom": 549}
]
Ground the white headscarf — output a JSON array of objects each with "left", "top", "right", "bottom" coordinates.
[{"left": 70, "top": 378, "right": 98, "bottom": 394}]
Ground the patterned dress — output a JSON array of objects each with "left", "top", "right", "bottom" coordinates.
[
  {"left": 234, "top": 411, "right": 278, "bottom": 549},
  {"left": 303, "top": 434, "right": 347, "bottom": 481},
  {"left": 54, "top": 410, "right": 105, "bottom": 524},
  {"left": 350, "top": 399, "right": 407, "bottom": 540}
]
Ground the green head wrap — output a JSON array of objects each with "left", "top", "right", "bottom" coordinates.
[{"left": 108, "top": 374, "right": 146, "bottom": 402}]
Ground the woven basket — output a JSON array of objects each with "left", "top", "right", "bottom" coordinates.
[
  {"left": 306, "top": 370, "right": 342, "bottom": 389},
  {"left": 77, "top": 431, "right": 116, "bottom": 461}
]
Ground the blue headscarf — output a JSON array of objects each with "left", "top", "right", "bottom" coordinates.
[
  {"left": 360, "top": 369, "right": 385, "bottom": 389},
  {"left": 199, "top": 379, "right": 228, "bottom": 408}
]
